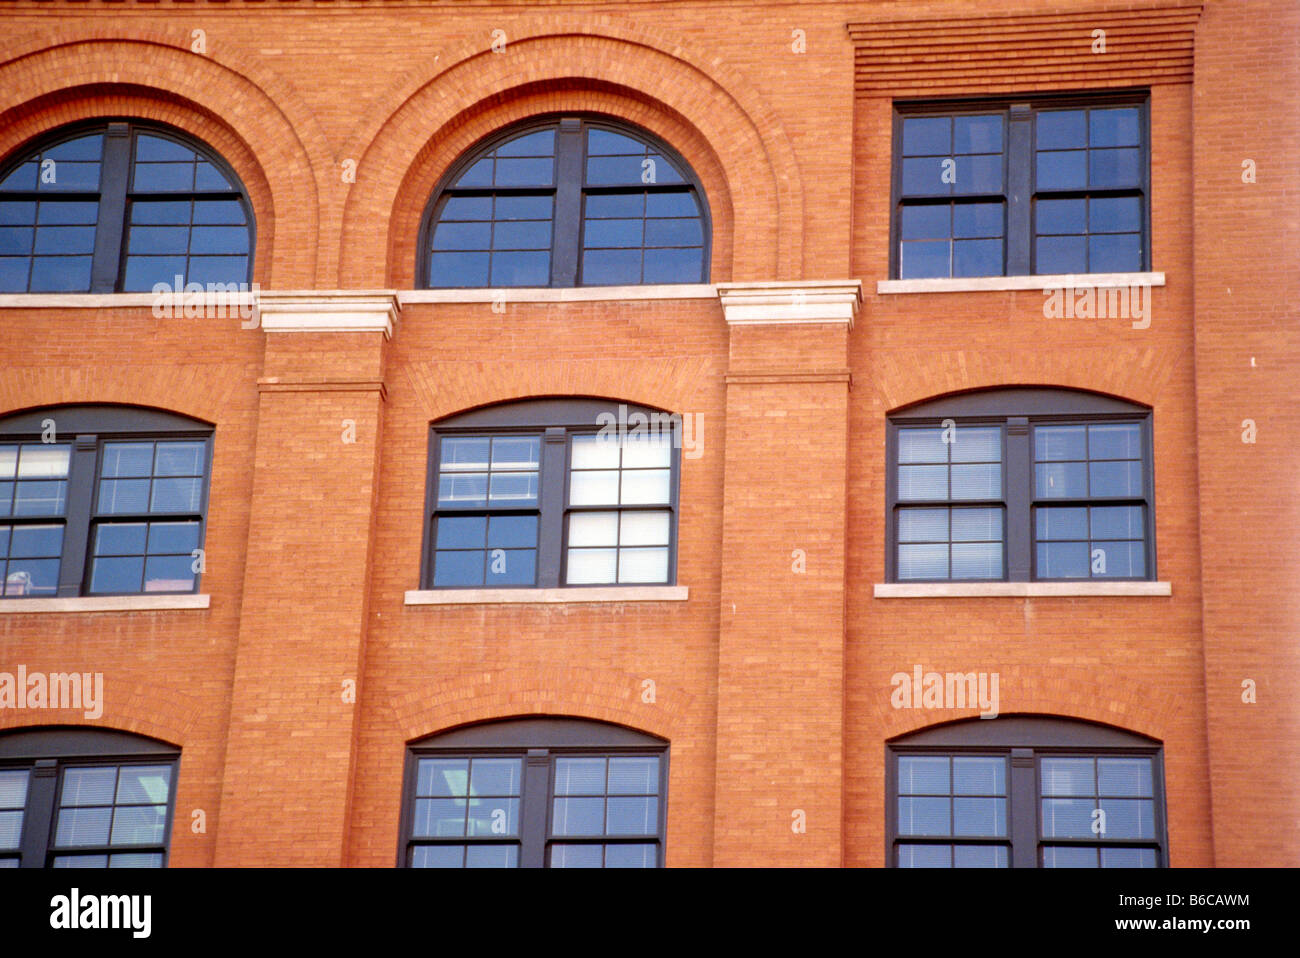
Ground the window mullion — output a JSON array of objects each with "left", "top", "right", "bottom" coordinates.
[
  {"left": 18, "top": 760, "right": 57, "bottom": 868},
  {"left": 520, "top": 749, "right": 550, "bottom": 868},
  {"left": 1009, "top": 748, "right": 1037, "bottom": 868},
  {"left": 536, "top": 428, "right": 568, "bottom": 588},
  {"left": 1005, "top": 418, "right": 1031, "bottom": 581},
  {"left": 56, "top": 434, "right": 98, "bottom": 597},
  {"left": 1006, "top": 106, "right": 1033, "bottom": 275},
  {"left": 551, "top": 119, "right": 583, "bottom": 287},
  {"left": 89, "top": 123, "right": 131, "bottom": 294}
]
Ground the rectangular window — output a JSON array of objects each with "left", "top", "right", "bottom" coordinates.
[
  {"left": 894, "top": 424, "right": 1005, "bottom": 581},
  {"left": 895, "top": 755, "right": 1009, "bottom": 868},
  {"left": 424, "top": 404, "right": 679, "bottom": 590},
  {"left": 0, "top": 442, "right": 70, "bottom": 597},
  {"left": 893, "top": 94, "right": 1148, "bottom": 279},
  {"left": 51, "top": 763, "right": 173, "bottom": 867},
  {"left": 431, "top": 435, "right": 541, "bottom": 587}
]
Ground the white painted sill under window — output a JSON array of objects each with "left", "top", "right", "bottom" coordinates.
[
  {"left": 874, "top": 582, "right": 1171, "bottom": 598},
  {"left": 876, "top": 271, "right": 1165, "bottom": 295},
  {"left": 404, "top": 586, "right": 688, "bottom": 606},
  {"left": 0, "top": 594, "right": 211, "bottom": 613}
]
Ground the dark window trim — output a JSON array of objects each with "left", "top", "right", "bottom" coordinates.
[
  {"left": 421, "top": 397, "right": 681, "bottom": 589},
  {"left": 398, "top": 717, "right": 669, "bottom": 869},
  {"left": 416, "top": 113, "right": 711, "bottom": 289},
  {"left": 885, "top": 715, "right": 1168, "bottom": 868},
  {"left": 0, "top": 404, "right": 214, "bottom": 598},
  {"left": 0, "top": 118, "right": 255, "bottom": 293},
  {"left": 890, "top": 90, "right": 1150, "bottom": 279},
  {"left": 885, "top": 387, "right": 1155, "bottom": 583},
  {"left": 0, "top": 726, "right": 181, "bottom": 869}
]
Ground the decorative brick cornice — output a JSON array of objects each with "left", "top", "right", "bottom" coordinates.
[
  {"left": 847, "top": 3, "right": 1203, "bottom": 96},
  {"left": 255, "top": 290, "right": 400, "bottom": 338},
  {"left": 716, "top": 280, "right": 862, "bottom": 328}
]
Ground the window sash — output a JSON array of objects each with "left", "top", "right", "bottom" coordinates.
[{"left": 891, "top": 94, "right": 1149, "bottom": 279}]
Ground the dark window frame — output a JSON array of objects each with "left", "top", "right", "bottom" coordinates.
[
  {"left": 885, "top": 388, "right": 1155, "bottom": 583},
  {"left": 417, "top": 114, "right": 711, "bottom": 288},
  {"left": 0, "top": 405, "right": 214, "bottom": 598},
  {"left": 890, "top": 90, "right": 1151, "bottom": 279},
  {"left": 0, "top": 118, "right": 255, "bottom": 293},
  {"left": 398, "top": 717, "right": 669, "bottom": 869},
  {"left": 0, "top": 727, "right": 181, "bottom": 868},
  {"left": 421, "top": 398, "right": 681, "bottom": 590},
  {"left": 885, "top": 715, "right": 1168, "bottom": 868}
]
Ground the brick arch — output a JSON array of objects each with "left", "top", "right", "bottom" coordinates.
[
  {"left": 865, "top": 664, "right": 1184, "bottom": 746},
  {"left": 340, "top": 22, "right": 803, "bottom": 286},
  {"left": 871, "top": 345, "right": 1191, "bottom": 414},
  {"left": 0, "top": 367, "right": 251, "bottom": 431},
  {"left": 0, "top": 675, "right": 202, "bottom": 749},
  {"left": 0, "top": 30, "right": 330, "bottom": 287},
  {"left": 385, "top": 667, "right": 692, "bottom": 745},
  {"left": 400, "top": 356, "right": 720, "bottom": 427}
]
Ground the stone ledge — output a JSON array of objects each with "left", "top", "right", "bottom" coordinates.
[
  {"left": 404, "top": 586, "right": 689, "bottom": 605},
  {"left": 0, "top": 594, "right": 212, "bottom": 613},
  {"left": 874, "top": 582, "right": 1172, "bottom": 598}
]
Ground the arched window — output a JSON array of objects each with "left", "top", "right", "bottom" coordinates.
[
  {"left": 419, "top": 116, "right": 709, "bottom": 288},
  {"left": 887, "top": 715, "right": 1166, "bottom": 867},
  {"left": 0, "top": 405, "right": 214, "bottom": 598},
  {"left": 423, "top": 398, "right": 681, "bottom": 589},
  {"left": 0, "top": 121, "right": 254, "bottom": 293},
  {"left": 0, "top": 727, "right": 181, "bottom": 868},
  {"left": 400, "top": 717, "right": 668, "bottom": 868},
  {"left": 886, "top": 387, "right": 1154, "bottom": 582}
]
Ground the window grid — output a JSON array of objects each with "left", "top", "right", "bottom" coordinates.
[
  {"left": 50, "top": 762, "right": 174, "bottom": 868},
  {"left": 403, "top": 744, "right": 666, "bottom": 869},
  {"left": 0, "top": 768, "right": 29, "bottom": 866},
  {"left": 0, "top": 442, "right": 71, "bottom": 597},
  {"left": 895, "top": 754, "right": 1010, "bottom": 868},
  {"left": 1032, "top": 421, "right": 1147, "bottom": 580},
  {"left": 0, "top": 123, "right": 253, "bottom": 293},
  {"left": 894, "top": 424, "right": 1005, "bottom": 582},
  {"left": 891, "top": 95, "right": 1148, "bottom": 279},
  {"left": 422, "top": 118, "right": 708, "bottom": 289},
  {"left": 565, "top": 433, "right": 673, "bottom": 585},
  {"left": 89, "top": 439, "right": 207, "bottom": 595}
]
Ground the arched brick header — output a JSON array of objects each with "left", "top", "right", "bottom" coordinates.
[
  {"left": 399, "top": 356, "right": 721, "bottom": 429},
  {"left": 340, "top": 21, "right": 804, "bottom": 287},
  {"left": 0, "top": 29, "right": 330, "bottom": 288},
  {"left": 0, "top": 675, "right": 202, "bottom": 749},
  {"left": 384, "top": 667, "right": 692, "bottom": 745}
]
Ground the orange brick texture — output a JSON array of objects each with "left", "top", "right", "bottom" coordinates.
[{"left": 0, "top": 0, "right": 1295, "bottom": 869}]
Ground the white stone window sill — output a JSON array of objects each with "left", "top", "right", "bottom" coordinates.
[
  {"left": 405, "top": 586, "right": 688, "bottom": 606},
  {"left": 876, "top": 272, "right": 1165, "bottom": 295},
  {"left": 0, "top": 594, "right": 211, "bottom": 613},
  {"left": 874, "top": 582, "right": 1171, "bottom": 598},
  {"left": 398, "top": 285, "right": 716, "bottom": 305}
]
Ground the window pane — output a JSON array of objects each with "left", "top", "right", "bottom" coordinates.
[
  {"left": 1037, "top": 198, "right": 1087, "bottom": 235},
  {"left": 116, "top": 766, "right": 172, "bottom": 804},
  {"left": 582, "top": 248, "right": 641, "bottom": 285},
  {"left": 1041, "top": 758, "right": 1094, "bottom": 796},
  {"left": 1101, "top": 847, "right": 1157, "bottom": 868},
  {"left": 569, "top": 470, "right": 620, "bottom": 505},
  {"left": 1041, "top": 798, "right": 1096, "bottom": 838},
  {"left": 622, "top": 434, "right": 672, "bottom": 469},
  {"left": 1091, "top": 540, "right": 1144, "bottom": 578},
  {"left": 1035, "top": 462, "right": 1087, "bottom": 499},
  {"left": 901, "top": 204, "right": 949, "bottom": 240},
  {"left": 953, "top": 797, "right": 1006, "bottom": 837},
  {"left": 902, "top": 117, "right": 950, "bottom": 156},
  {"left": 898, "top": 428, "right": 947, "bottom": 464},
  {"left": 10, "top": 524, "right": 63, "bottom": 557},
  {"left": 898, "top": 797, "right": 950, "bottom": 836},
  {"left": 952, "top": 239, "right": 1002, "bottom": 277},
  {"left": 951, "top": 542, "right": 1002, "bottom": 579},
  {"left": 898, "top": 543, "right": 947, "bottom": 580},
  {"left": 551, "top": 797, "right": 605, "bottom": 835},
  {"left": 568, "top": 512, "right": 618, "bottom": 548},
  {"left": 410, "top": 845, "right": 464, "bottom": 868},
  {"left": 1097, "top": 758, "right": 1153, "bottom": 797},
  {"left": 898, "top": 508, "right": 947, "bottom": 543},
  {"left": 950, "top": 463, "right": 1000, "bottom": 499},
  {"left": 620, "top": 468, "right": 670, "bottom": 504},
  {"left": 436, "top": 515, "right": 485, "bottom": 550},
  {"left": 1090, "top": 196, "right": 1141, "bottom": 233},
  {"left": 1036, "top": 151, "right": 1087, "bottom": 191},
  {"left": 1089, "top": 460, "right": 1142, "bottom": 497},
  {"left": 554, "top": 758, "right": 607, "bottom": 796},
  {"left": 429, "top": 251, "right": 489, "bottom": 287},
  {"left": 550, "top": 844, "right": 603, "bottom": 868},
  {"left": 898, "top": 844, "right": 951, "bottom": 868},
  {"left": 418, "top": 759, "right": 468, "bottom": 797},
  {"left": 898, "top": 756, "right": 949, "bottom": 794},
  {"left": 1036, "top": 541, "right": 1088, "bottom": 578},
  {"left": 1090, "top": 506, "right": 1143, "bottom": 541},
  {"left": 643, "top": 248, "right": 703, "bottom": 283},
  {"left": 566, "top": 548, "right": 617, "bottom": 584},
  {"left": 954, "top": 115, "right": 1003, "bottom": 154},
  {"left": 1042, "top": 846, "right": 1098, "bottom": 868},
  {"left": 953, "top": 757, "right": 1005, "bottom": 795},
  {"left": 412, "top": 798, "right": 468, "bottom": 837},
  {"left": 467, "top": 797, "right": 519, "bottom": 837},
  {"left": 604, "top": 843, "right": 657, "bottom": 868},
  {"left": 902, "top": 157, "right": 949, "bottom": 196},
  {"left": 1090, "top": 233, "right": 1141, "bottom": 272},
  {"left": 958, "top": 155, "right": 1003, "bottom": 194},
  {"left": 618, "top": 547, "right": 668, "bottom": 583},
  {"left": 1089, "top": 148, "right": 1141, "bottom": 188},
  {"left": 438, "top": 473, "right": 488, "bottom": 507},
  {"left": 954, "top": 845, "right": 1009, "bottom": 868},
  {"left": 110, "top": 805, "right": 167, "bottom": 846},
  {"left": 487, "top": 471, "right": 538, "bottom": 504},
  {"left": 486, "top": 515, "right": 536, "bottom": 549},
  {"left": 1036, "top": 235, "right": 1088, "bottom": 273},
  {"left": 606, "top": 797, "right": 657, "bottom": 835},
  {"left": 608, "top": 757, "right": 658, "bottom": 794},
  {"left": 951, "top": 508, "right": 1000, "bottom": 542},
  {"left": 1100, "top": 798, "right": 1155, "bottom": 839},
  {"left": 899, "top": 239, "right": 949, "bottom": 278},
  {"left": 897, "top": 465, "right": 947, "bottom": 500},
  {"left": 432, "top": 550, "right": 483, "bottom": 587},
  {"left": 89, "top": 556, "right": 144, "bottom": 593},
  {"left": 0, "top": 811, "right": 23, "bottom": 851},
  {"left": 143, "top": 555, "right": 195, "bottom": 591},
  {"left": 1036, "top": 507, "right": 1088, "bottom": 540},
  {"left": 469, "top": 758, "right": 522, "bottom": 796},
  {"left": 952, "top": 202, "right": 1002, "bottom": 239},
  {"left": 465, "top": 845, "right": 518, "bottom": 868},
  {"left": 1037, "top": 111, "right": 1087, "bottom": 149},
  {"left": 55, "top": 807, "right": 113, "bottom": 846}
]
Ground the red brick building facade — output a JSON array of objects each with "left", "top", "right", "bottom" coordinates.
[{"left": 0, "top": 0, "right": 1295, "bottom": 868}]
